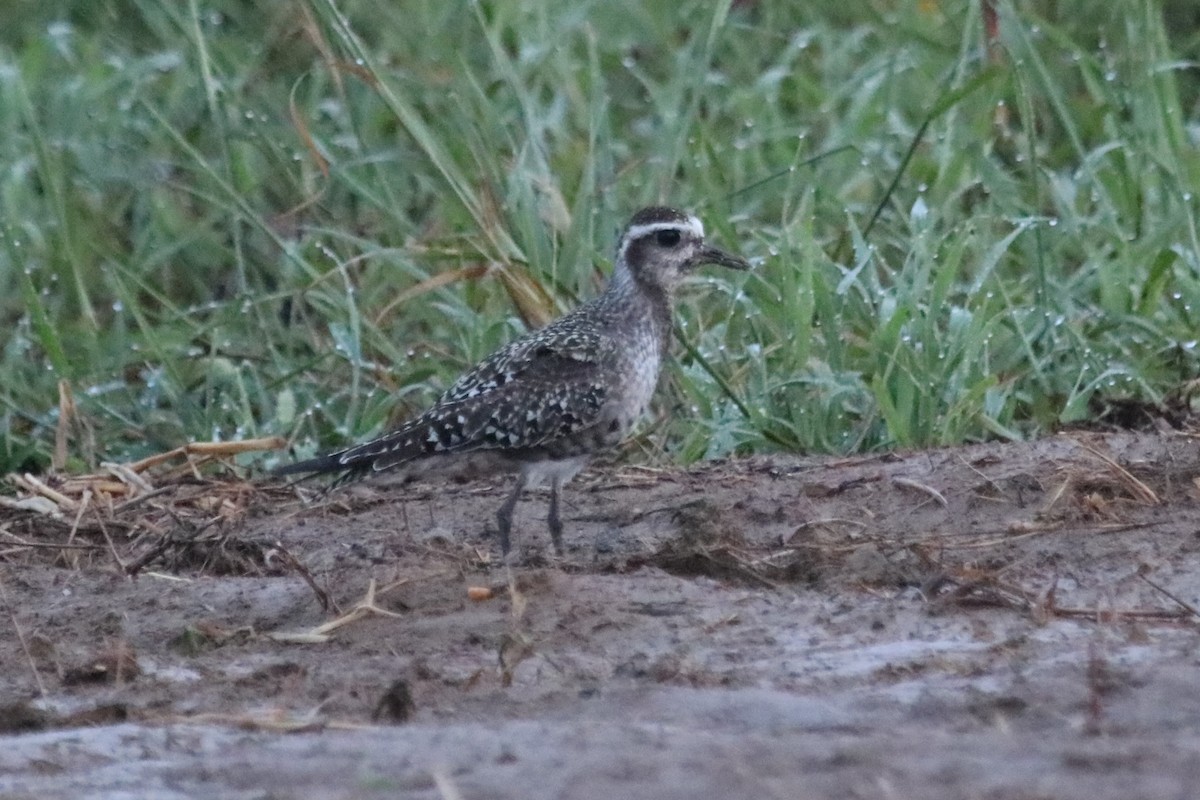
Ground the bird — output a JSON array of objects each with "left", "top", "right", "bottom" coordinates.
[{"left": 275, "top": 206, "right": 750, "bottom": 558}]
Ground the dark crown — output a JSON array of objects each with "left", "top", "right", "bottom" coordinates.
[{"left": 626, "top": 206, "right": 693, "bottom": 229}]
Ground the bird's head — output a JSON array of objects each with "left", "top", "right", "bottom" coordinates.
[{"left": 615, "top": 206, "right": 749, "bottom": 296}]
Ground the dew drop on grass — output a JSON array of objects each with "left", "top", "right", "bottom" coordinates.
[{"left": 910, "top": 196, "right": 928, "bottom": 222}]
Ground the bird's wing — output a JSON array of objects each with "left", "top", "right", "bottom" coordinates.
[
  {"left": 278, "top": 329, "right": 620, "bottom": 482},
  {"left": 436, "top": 324, "right": 609, "bottom": 403}
]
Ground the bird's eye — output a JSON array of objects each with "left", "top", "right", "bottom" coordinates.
[{"left": 655, "top": 229, "right": 682, "bottom": 248}]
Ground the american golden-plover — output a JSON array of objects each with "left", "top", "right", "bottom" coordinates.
[{"left": 276, "top": 207, "right": 750, "bottom": 557}]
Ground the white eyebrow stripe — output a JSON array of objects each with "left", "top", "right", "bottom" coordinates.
[{"left": 623, "top": 216, "right": 705, "bottom": 243}]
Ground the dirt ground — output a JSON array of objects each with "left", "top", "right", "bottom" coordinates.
[{"left": 2, "top": 431, "right": 1200, "bottom": 799}]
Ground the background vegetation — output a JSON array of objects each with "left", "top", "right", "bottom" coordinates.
[{"left": 1, "top": 0, "right": 1199, "bottom": 476}]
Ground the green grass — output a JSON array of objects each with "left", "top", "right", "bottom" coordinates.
[{"left": 1, "top": 0, "right": 1199, "bottom": 476}]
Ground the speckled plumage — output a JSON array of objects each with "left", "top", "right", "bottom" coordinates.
[{"left": 276, "top": 206, "right": 749, "bottom": 557}]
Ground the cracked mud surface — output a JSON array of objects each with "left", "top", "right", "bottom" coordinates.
[{"left": 2, "top": 431, "right": 1200, "bottom": 799}]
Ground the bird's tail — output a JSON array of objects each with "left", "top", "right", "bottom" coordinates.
[
  {"left": 271, "top": 420, "right": 435, "bottom": 486},
  {"left": 271, "top": 451, "right": 348, "bottom": 477}
]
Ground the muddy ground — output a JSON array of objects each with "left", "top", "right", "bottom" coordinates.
[{"left": 2, "top": 431, "right": 1200, "bottom": 799}]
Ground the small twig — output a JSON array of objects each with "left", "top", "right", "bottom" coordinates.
[
  {"left": 142, "top": 571, "right": 193, "bottom": 583},
  {"left": 891, "top": 476, "right": 948, "bottom": 507},
  {"left": 1039, "top": 477, "right": 1072, "bottom": 515},
  {"left": 932, "top": 571, "right": 1195, "bottom": 623},
  {"left": 1051, "top": 606, "right": 1191, "bottom": 622},
  {"left": 123, "top": 437, "right": 286, "bottom": 474},
  {"left": 0, "top": 538, "right": 103, "bottom": 551},
  {"left": 787, "top": 517, "right": 870, "bottom": 535},
  {"left": 955, "top": 454, "right": 1004, "bottom": 494},
  {"left": 270, "top": 542, "right": 334, "bottom": 613},
  {"left": 941, "top": 521, "right": 1154, "bottom": 550},
  {"left": 102, "top": 462, "right": 157, "bottom": 494},
  {"left": 0, "top": 572, "right": 47, "bottom": 698},
  {"left": 1085, "top": 641, "right": 1108, "bottom": 736},
  {"left": 1072, "top": 439, "right": 1160, "bottom": 504},
  {"left": 930, "top": 578, "right": 1034, "bottom": 612},
  {"left": 123, "top": 536, "right": 175, "bottom": 576},
  {"left": 270, "top": 578, "right": 408, "bottom": 643},
  {"left": 1136, "top": 570, "right": 1200, "bottom": 620},
  {"left": 95, "top": 516, "right": 128, "bottom": 572},
  {"left": 0, "top": 494, "right": 63, "bottom": 517},
  {"left": 59, "top": 477, "right": 128, "bottom": 495},
  {"left": 63, "top": 488, "right": 92, "bottom": 569},
  {"left": 112, "top": 486, "right": 174, "bottom": 514},
  {"left": 11, "top": 473, "right": 77, "bottom": 511}
]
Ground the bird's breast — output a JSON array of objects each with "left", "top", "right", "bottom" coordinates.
[{"left": 607, "top": 325, "right": 663, "bottom": 436}]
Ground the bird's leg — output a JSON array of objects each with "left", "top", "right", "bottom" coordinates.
[
  {"left": 496, "top": 471, "right": 528, "bottom": 556},
  {"left": 547, "top": 476, "right": 565, "bottom": 556}
]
